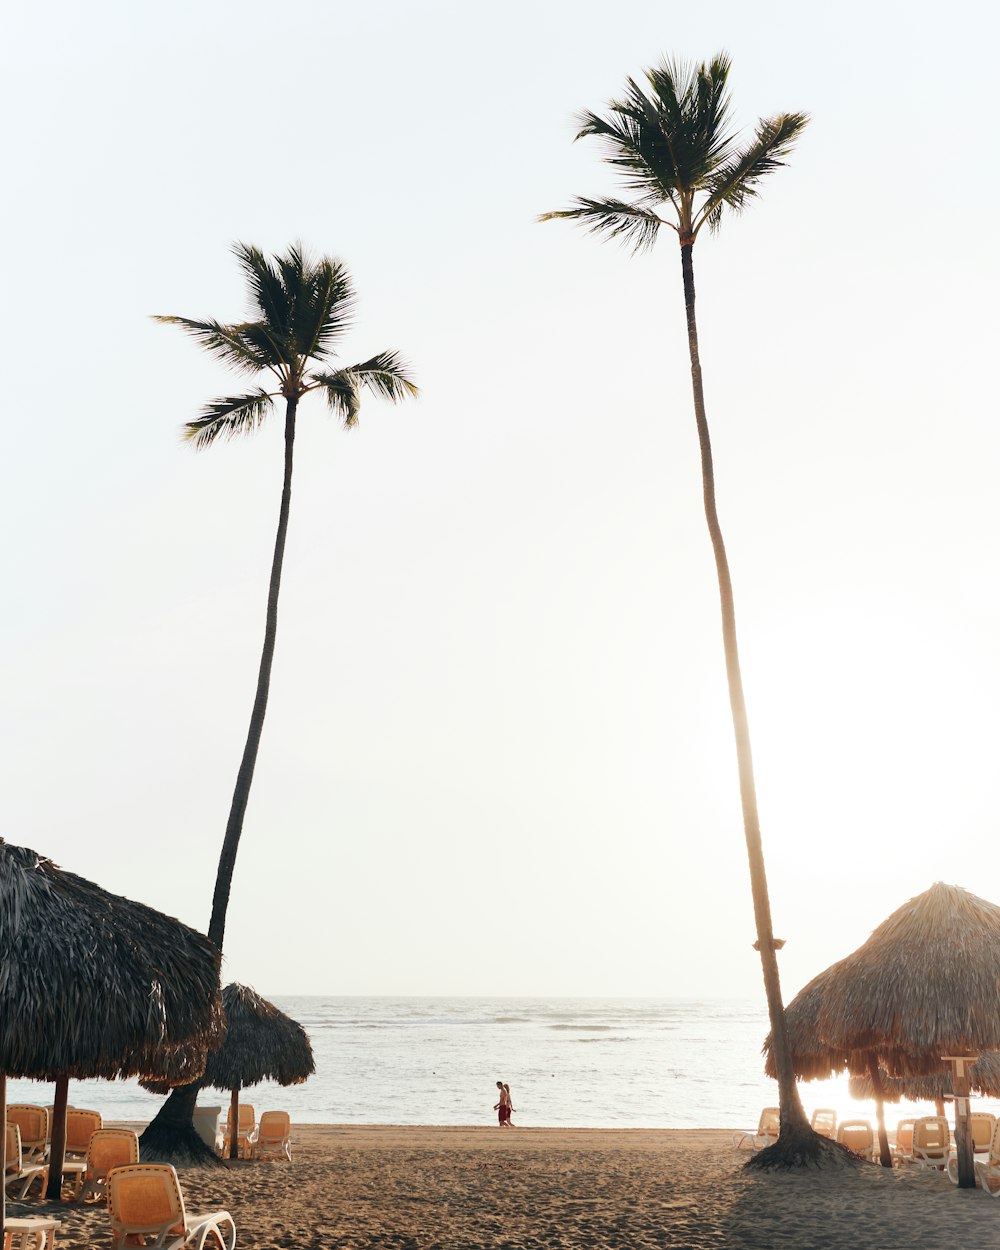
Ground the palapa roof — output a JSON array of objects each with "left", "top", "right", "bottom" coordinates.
[
  {"left": 816, "top": 883, "right": 1000, "bottom": 1075},
  {"left": 848, "top": 1052, "right": 1000, "bottom": 1104},
  {"left": 762, "top": 962, "right": 862, "bottom": 1082},
  {"left": 0, "top": 839, "right": 224, "bottom": 1081},
  {"left": 143, "top": 982, "right": 314, "bottom": 1095}
]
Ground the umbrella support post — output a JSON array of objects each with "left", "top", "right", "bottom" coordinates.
[
  {"left": 944, "top": 1055, "right": 977, "bottom": 1189},
  {"left": 1, "top": 1072, "right": 7, "bottom": 1241},
  {"left": 45, "top": 1075, "right": 70, "bottom": 1201},
  {"left": 229, "top": 1089, "right": 240, "bottom": 1161},
  {"left": 867, "top": 1054, "right": 892, "bottom": 1168}
]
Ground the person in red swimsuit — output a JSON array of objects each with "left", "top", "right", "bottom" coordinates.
[{"left": 494, "top": 1080, "right": 508, "bottom": 1126}]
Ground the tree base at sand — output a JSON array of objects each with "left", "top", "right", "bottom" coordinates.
[
  {"left": 745, "top": 1129, "right": 861, "bottom": 1171},
  {"left": 139, "top": 1084, "right": 223, "bottom": 1168}
]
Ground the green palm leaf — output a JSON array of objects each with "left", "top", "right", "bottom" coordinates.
[
  {"left": 151, "top": 316, "right": 270, "bottom": 372},
  {"left": 539, "top": 197, "right": 665, "bottom": 253},
  {"left": 182, "top": 389, "right": 276, "bottom": 447},
  {"left": 312, "top": 352, "right": 418, "bottom": 428},
  {"left": 696, "top": 112, "right": 810, "bottom": 232}
]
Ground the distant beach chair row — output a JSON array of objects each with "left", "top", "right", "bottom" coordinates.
[
  {"left": 734, "top": 1105, "right": 1000, "bottom": 1190},
  {"left": 209, "top": 1104, "right": 293, "bottom": 1161}
]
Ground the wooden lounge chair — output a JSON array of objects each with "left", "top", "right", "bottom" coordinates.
[
  {"left": 222, "top": 1104, "right": 255, "bottom": 1159},
  {"left": 63, "top": 1108, "right": 103, "bottom": 1158},
  {"left": 910, "top": 1116, "right": 951, "bottom": 1170},
  {"left": 892, "top": 1118, "right": 916, "bottom": 1166},
  {"left": 4, "top": 1124, "right": 48, "bottom": 1200},
  {"left": 6, "top": 1107, "right": 48, "bottom": 1163},
  {"left": 810, "top": 1108, "right": 837, "bottom": 1139},
  {"left": 107, "top": 1163, "right": 236, "bottom": 1249},
  {"left": 732, "top": 1107, "right": 779, "bottom": 1151},
  {"left": 945, "top": 1111, "right": 998, "bottom": 1183},
  {"left": 80, "top": 1128, "right": 140, "bottom": 1203},
  {"left": 2, "top": 1216, "right": 60, "bottom": 1249},
  {"left": 252, "top": 1112, "right": 292, "bottom": 1162},
  {"left": 836, "top": 1119, "right": 875, "bottom": 1161},
  {"left": 974, "top": 1119, "right": 1000, "bottom": 1194}
]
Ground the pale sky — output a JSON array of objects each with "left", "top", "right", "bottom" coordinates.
[{"left": 2, "top": 0, "right": 998, "bottom": 1003}]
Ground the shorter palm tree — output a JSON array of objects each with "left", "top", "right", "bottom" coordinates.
[{"left": 140, "top": 243, "right": 417, "bottom": 1164}]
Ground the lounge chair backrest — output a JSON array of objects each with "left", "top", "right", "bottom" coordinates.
[
  {"left": 65, "top": 1109, "right": 103, "bottom": 1153},
  {"left": 969, "top": 1113, "right": 996, "bottom": 1151},
  {"left": 227, "top": 1104, "right": 255, "bottom": 1132},
  {"left": 895, "top": 1118, "right": 915, "bottom": 1156},
  {"left": 108, "top": 1164, "right": 186, "bottom": 1242},
  {"left": 811, "top": 1109, "right": 837, "bottom": 1139},
  {"left": 757, "top": 1107, "right": 779, "bottom": 1138},
  {"left": 913, "top": 1115, "right": 950, "bottom": 1159},
  {"left": 87, "top": 1129, "right": 140, "bottom": 1175},
  {"left": 5, "top": 1123, "right": 23, "bottom": 1172},
  {"left": 7, "top": 1106, "right": 47, "bottom": 1156},
  {"left": 837, "top": 1119, "right": 874, "bottom": 1156},
  {"left": 258, "top": 1111, "right": 290, "bottom": 1139}
]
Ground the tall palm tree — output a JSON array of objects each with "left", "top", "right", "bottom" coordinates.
[
  {"left": 140, "top": 243, "right": 418, "bottom": 1162},
  {"left": 542, "top": 56, "right": 823, "bottom": 1164}
]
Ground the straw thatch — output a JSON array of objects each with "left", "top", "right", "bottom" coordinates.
[
  {"left": 848, "top": 1052, "right": 1000, "bottom": 1104},
  {"left": 816, "top": 883, "right": 1000, "bottom": 1076},
  {"left": 142, "top": 983, "right": 314, "bottom": 1095},
  {"left": 0, "top": 839, "right": 224, "bottom": 1081}
]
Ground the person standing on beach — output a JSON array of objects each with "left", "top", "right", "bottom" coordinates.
[
  {"left": 493, "top": 1080, "right": 511, "bottom": 1127},
  {"left": 503, "top": 1083, "right": 516, "bottom": 1127}
]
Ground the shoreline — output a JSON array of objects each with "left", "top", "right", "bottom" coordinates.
[{"left": 13, "top": 1124, "right": 998, "bottom": 1248}]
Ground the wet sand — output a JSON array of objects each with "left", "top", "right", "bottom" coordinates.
[{"left": 9, "top": 1124, "right": 997, "bottom": 1248}]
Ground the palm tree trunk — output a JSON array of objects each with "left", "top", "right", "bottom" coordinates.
[
  {"left": 678, "top": 241, "right": 811, "bottom": 1147},
  {"left": 141, "top": 396, "right": 299, "bottom": 1164},
  {"left": 209, "top": 394, "right": 299, "bottom": 949}
]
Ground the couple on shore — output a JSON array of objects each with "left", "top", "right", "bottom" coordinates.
[{"left": 494, "top": 1081, "right": 516, "bottom": 1127}]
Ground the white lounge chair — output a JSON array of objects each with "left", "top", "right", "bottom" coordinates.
[
  {"left": 910, "top": 1116, "right": 951, "bottom": 1171},
  {"left": 107, "top": 1162, "right": 236, "bottom": 1249},
  {"left": 252, "top": 1111, "right": 292, "bottom": 1162},
  {"left": 836, "top": 1119, "right": 875, "bottom": 1161},
  {"left": 4, "top": 1124, "right": 48, "bottom": 1200},
  {"left": 80, "top": 1128, "right": 140, "bottom": 1204},
  {"left": 732, "top": 1106, "right": 779, "bottom": 1151}
]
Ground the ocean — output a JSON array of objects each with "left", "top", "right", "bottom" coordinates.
[{"left": 6, "top": 997, "right": 992, "bottom": 1131}]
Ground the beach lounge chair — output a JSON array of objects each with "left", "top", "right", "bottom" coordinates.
[
  {"left": 836, "top": 1119, "right": 875, "bottom": 1161},
  {"left": 4, "top": 1124, "right": 48, "bottom": 1200},
  {"left": 973, "top": 1119, "right": 1000, "bottom": 1194},
  {"left": 80, "top": 1128, "right": 140, "bottom": 1203},
  {"left": 910, "top": 1116, "right": 951, "bottom": 1170},
  {"left": 732, "top": 1107, "right": 779, "bottom": 1151},
  {"left": 2, "top": 1216, "right": 60, "bottom": 1249},
  {"left": 810, "top": 1109, "right": 837, "bottom": 1139},
  {"left": 107, "top": 1163, "right": 236, "bottom": 1249},
  {"left": 946, "top": 1113, "right": 998, "bottom": 1185},
  {"left": 252, "top": 1111, "right": 292, "bottom": 1162},
  {"left": 222, "top": 1104, "right": 255, "bottom": 1159},
  {"left": 892, "top": 1118, "right": 916, "bottom": 1166},
  {"left": 63, "top": 1108, "right": 102, "bottom": 1158},
  {"left": 6, "top": 1106, "right": 48, "bottom": 1162}
]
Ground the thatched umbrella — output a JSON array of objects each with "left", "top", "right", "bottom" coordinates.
[
  {"left": 0, "top": 839, "right": 224, "bottom": 1229},
  {"left": 816, "top": 882, "right": 1000, "bottom": 1187},
  {"left": 143, "top": 983, "right": 314, "bottom": 1159}
]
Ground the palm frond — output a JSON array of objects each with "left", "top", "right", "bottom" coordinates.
[
  {"left": 295, "top": 257, "right": 357, "bottom": 361},
  {"left": 310, "top": 353, "right": 417, "bottom": 428},
  {"left": 312, "top": 369, "right": 361, "bottom": 428},
  {"left": 695, "top": 111, "right": 809, "bottom": 233},
  {"left": 342, "top": 351, "right": 419, "bottom": 401},
  {"left": 182, "top": 388, "right": 276, "bottom": 448},
  {"left": 233, "top": 243, "right": 292, "bottom": 339},
  {"left": 539, "top": 197, "right": 666, "bottom": 253},
  {"left": 151, "top": 316, "right": 270, "bottom": 372}
]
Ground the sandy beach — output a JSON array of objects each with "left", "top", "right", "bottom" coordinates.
[{"left": 9, "top": 1124, "right": 1000, "bottom": 1249}]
